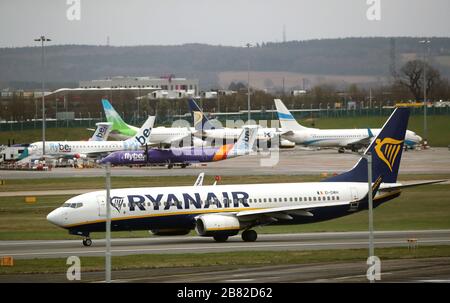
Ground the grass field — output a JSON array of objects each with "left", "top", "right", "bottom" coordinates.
[
  {"left": 1, "top": 245, "right": 450, "bottom": 275},
  {"left": 1, "top": 174, "right": 448, "bottom": 193},
  {"left": 0, "top": 174, "right": 449, "bottom": 240},
  {"left": 1, "top": 115, "right": 449, "bottom": 146}
]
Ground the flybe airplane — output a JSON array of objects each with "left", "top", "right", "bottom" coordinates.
[
  {"left": 100, "top": 126, "right": 258, "bottom": 168},
  {"left": 102, "top": 99, "right": 204, "bottom": 147},
  {"left": 188, "top": 99, "right": 295, "bottom": 148},
  {"left": 274, "top": 99, "right": 423, "bottom": 152},
  {"left": 47, "top": 107, "right": 443, "bottom": 246},
  {"left": 27, "top": 116, "right": 155, "bottom": 160},
  {"left": 17, "top": 122, "right": 114, "bottom": 163}
]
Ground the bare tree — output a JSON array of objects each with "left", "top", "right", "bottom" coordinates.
[{"left": 398, "top": 60, "right": 441, "bottom": 101}]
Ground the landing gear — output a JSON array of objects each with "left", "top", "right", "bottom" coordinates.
[
  {"left": 167, "top": 163, "right": 174, "bottom": 169},
  {"left": 241, "top": 230, "right": 257, "bottom": 242},
  {"left": 181, "top": 164, "right": 187, "bottom": 168},
  {"left": 213, "top": 234, "right": 229, "bottom": 242},
  {"left": 82, "top": 238, "right": 92, "bottom": 247},
  {"left": 338, "top": 148, "right": 345, "bottom": 153}
]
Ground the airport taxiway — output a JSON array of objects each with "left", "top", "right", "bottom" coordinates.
[
  {"left": 1, "top": 230, "right": 449, "bottom": 260},
  {"left": 1, "top": 147, "right": 449, "bottom": 179},
  {"left": 2, "top": 257, "right": 449, "bottom": 283}
]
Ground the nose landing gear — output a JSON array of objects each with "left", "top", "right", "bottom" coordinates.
[{"left": 82, "top": 238, "right": 92, "bottom": 247}]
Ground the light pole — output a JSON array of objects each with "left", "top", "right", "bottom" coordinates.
[
  {"left": 419, "top": 40, "right": 431, "bottom": 145},
  {"left": 347, "top": 151, "right": 374, "bottom": 282},
  {"left": 105, "top": 162, "right": 111, "bottom": 283},
  {"left": 34, "top": 35, "right": 51, "bottom": 156},
  {"left": 246, "top": 43, "right": 252, "bottom": 122}
]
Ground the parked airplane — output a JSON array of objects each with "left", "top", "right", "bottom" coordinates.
[
  {"left": 26, "top": 116, "right": 155, "bottom": 160},
  {"left": 188, "top": 99, "right": 295, "bottom": 148},
  {"left": 102, "top": 99, "right": 204, "bottom": 147},
  {"left": 100, "top": 126, "right": 258, "bottom": 168},
  {"left": 47, "top": 107, "right": 443, "bottom": 246},
  {"left": 17, "top": 122, "right": 114, "bottom": 163},
  {"left": 274, "top": 99, "right": 423, "bottom": 152}
]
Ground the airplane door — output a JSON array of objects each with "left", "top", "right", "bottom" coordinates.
[
  {"left": 349, "top": 187, "right": 359, "bottom": 212},
  {"left": 97, "top": 195, "right": 106, "bottom": 217}
]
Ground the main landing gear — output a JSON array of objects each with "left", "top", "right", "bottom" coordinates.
[
  {"left": 241, "top": 230, "right": 257, "bottom": 242},
  {"left": 82, "top": 237, "right": 92, "bottom": 247}
]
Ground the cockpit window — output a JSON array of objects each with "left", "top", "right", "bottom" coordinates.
[{"left": 62, "top": 202, "right": 83, "bottom": 208}]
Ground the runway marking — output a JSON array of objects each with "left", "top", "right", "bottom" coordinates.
[
  {"left": 224, "top": 279, "right": 255, "bottom": 282},
  {"left": 1, "top": 229, "right": 449, "bottom": 246},
  {"left": 3, "top": 239, "right": 450, "bottom": 258},
  {"left": 334, "top": 272, "right": 392, "bottom": 281}
]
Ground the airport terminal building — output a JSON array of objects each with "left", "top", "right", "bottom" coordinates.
[{"left": 79, "top": 76, "right": 199, "bottom": 98}]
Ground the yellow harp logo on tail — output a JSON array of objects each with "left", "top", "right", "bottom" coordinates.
[
  {"left": 193, "top": 111, "right": 203, "bottom": 128},
  {"left": 374, "top": 138, "right": 404, "bottom": 172}
]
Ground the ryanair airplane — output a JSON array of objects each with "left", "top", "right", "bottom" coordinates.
[{"left": 47, "top": 108, "right": 443, "bottom": 246}]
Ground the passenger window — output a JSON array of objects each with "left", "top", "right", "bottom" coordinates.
[
  {"left": 294, "top": 197, "right": 298, "bottom": 202},
  {"left": 318, "top": 197, "right": 321, "bottom": 201},
  {"left": 268, "top": 198, "right": 272, "bottom": 202},
  {"left": 289, "top": 198, "right": 293, "bottom": 202},
  {"left": 337, "top": 196, "right": 340, "bottom": 200},
  {"left": 309, "top": 197, "right": 312, "bottom": 202},
  {"left": 313, "top": 197, "right": 317, "bottom": 201},
  {"left": 299, "top": 197, "right": 302, "bottom": 202},
  {"left": 327, "top": 196, "right": 330, "bottom": 201}
]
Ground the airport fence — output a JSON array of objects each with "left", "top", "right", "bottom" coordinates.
[{"left": 1, "top": 106, "right": 449, "bottom": 132}]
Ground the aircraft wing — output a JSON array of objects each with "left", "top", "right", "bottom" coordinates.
[
  {"left": 338, "top": 137, "right": 371, "bottom": 148},
  {"left": 235, "top": 201, "right": 349, "bottom": 221},
  {"left": 338, "top": 129, "right": 375, "bottom": 148},
  {"left": 160, "top": 134, "right": 192, "bottom": 145}
]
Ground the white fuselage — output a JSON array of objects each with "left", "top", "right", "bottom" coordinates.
[
  {"left": 283, "top": 128, "right": 421, "bottom": 148},
  {"left": 47, "top": 182, "right": 373, "bottom": 230},
  {"left": 28, "top": 140, "right": 142, "bottom": 158}
]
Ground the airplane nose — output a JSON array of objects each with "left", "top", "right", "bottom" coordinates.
[
  {"left": 47, "top": 209, "right": 64, "bottom": 226},
  {"left": 100, "top": 154, "right": 112, "bottom": 164}
]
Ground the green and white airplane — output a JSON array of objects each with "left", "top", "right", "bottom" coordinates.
[{"left": 102, "top": 99, "right": 204, "bottom": 147}]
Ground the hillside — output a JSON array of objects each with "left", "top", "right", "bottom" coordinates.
[{"left": 1, "top": 37, "right": 450, "bottom": 89}]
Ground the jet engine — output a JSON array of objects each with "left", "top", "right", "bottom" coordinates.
[{"left": 195, "top": 214, "right": 241, "bottom": 237}]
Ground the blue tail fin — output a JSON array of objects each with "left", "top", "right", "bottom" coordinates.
[
  {"left": 188, "top": 98, "right": 221, "bottom": 131},
  {"left": 323, "top": 107, "right": 410, "bottom": 183}
]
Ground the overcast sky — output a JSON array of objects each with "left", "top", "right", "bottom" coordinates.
[{"left": 1, "top": 0, "right": 449, "bottom": 48}]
